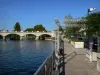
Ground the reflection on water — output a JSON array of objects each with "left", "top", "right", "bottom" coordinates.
[
  {"left": 2, "top": 41, "right": 6, "bottom": 49},
  {"left": 20, "top": 41, "right": 24, "bottom": 49},
  {"left": 36, "top": 41, "right": 40, "bottom": 50},
  {"left": 0, "top": 40, "right": 54, "bottom": 75}
]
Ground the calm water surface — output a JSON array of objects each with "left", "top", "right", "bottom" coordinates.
[{"left": 0, "top": 40, "right": 54, "bottom": 75}]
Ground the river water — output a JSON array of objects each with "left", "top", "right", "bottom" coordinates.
[{"left": 0, "top": 40, "right": 55, "bottom": 75}]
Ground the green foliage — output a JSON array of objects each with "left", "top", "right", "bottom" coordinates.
[
  {"left": 24, "top": 24, "right": 47, "bottom": 32},
  {"left": 81, "top": 16, "right": 87, "bottom": 19},
  {"left": 14, "top": 22, "right": 21, "bottom": 31},
  {"left": 59, "top": 26, "right": 64, "bottom": 32},
  {"left": 25, "top": 28, "right": 34, "bottom": 32},
  {"left": 65, "top": 26, "right": 81, "bottom": 38},
  {"left": 33, "top": 24, "right": 46, "bottom": 32},
  {"left": 64, "top": 14, "right": 72, "bottom": 19},
  {"left": 64, "top": 14, "right": 83, "bottom": 38},
  {"left": 70, "top": 37, "right": 83, "bottom": 42},
  {"left": 86, "top": 12, "right": 100, "bottom": 37}
]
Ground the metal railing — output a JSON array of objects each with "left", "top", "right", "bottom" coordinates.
[
  {"left": 34, "top": 40, "right": 65, "bottom": 75},
  {"left": 34, "top": 51, "right": 55, "bottom": 75}
]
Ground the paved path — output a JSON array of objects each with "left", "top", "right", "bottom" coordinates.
[{"left": 64, "top": 40, "right": 100, "bottom": 75}]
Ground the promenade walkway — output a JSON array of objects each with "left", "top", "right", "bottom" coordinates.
[{"left": 64, "top": 40, "right": 100, "bottom": 75}]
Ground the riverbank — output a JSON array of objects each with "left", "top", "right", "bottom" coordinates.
[{"left": 64, "top": 40, "right": 100, "bottom": 75}]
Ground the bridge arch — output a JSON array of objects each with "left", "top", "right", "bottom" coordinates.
[
  {"left": 24, "top": 34, "right": 36, "bottom": 40},
  {"left": 0, "top": 34, "right": 3, "bottom": 37},
  {"left": 5, "top": 34, "right": 20, "bottom": 40},
  {"left": 39, "top": 33, "right": 52, "bottom": 37},
  {"left": 4, "top": 33, "right": 21, "bottom": 37},
  {"left": 0, "top": 35, "right": 3, "bottom": 40},
  {"left": 39, "top": 34, "right": 52, "bottom": 40},
  {"left": 24, "top": 33, "right": 37, "bottom": 37},
  {"left": 39, "top": 34, "right": 52, "bottom": 37}
]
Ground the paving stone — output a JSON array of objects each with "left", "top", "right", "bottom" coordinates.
[{"left": 64, "top": 40, "right": 100, "bottom": 75}]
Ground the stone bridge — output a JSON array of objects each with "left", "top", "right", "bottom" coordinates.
[{"left": 0, "top": 32, "right": 56, "bottom": 40}]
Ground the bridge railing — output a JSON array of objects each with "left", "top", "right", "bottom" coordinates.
[{"left": 0, "top": 31, "right": 53, "bottom": 33}]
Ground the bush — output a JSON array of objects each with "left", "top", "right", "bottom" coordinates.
[{"left": 70, "top": 37, "right": 83, "bottom": 42}]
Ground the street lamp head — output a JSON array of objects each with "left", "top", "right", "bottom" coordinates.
[{"left": 89, "top": 8, "right": 96, "bottom": 12}]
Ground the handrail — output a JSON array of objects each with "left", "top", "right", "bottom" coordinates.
[
  {"left": 34, "top": 40, "right": 65, "bottom": 75},
  {"left": 34, "top": 50, "right": 55, "bottom": 75}
]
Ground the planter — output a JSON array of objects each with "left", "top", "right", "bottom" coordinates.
[
  {"left": 86, "top": 50, "right": 97, "bottom": 61},
  {"left": 71, "top": 41, "right": 84, "bottom": 48},
  {"left": 71, "top": 41, "right": 74, "bottom": 46},
  {"left": 92, "top": 52, "right": 97, "bottom": 61},
  {"left": 97, "top": 53, "right": 100, "bottom": 73}
]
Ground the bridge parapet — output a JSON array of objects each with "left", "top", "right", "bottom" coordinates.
[{"left": 0, "top": 32, "right": 56, "bottom": 37}]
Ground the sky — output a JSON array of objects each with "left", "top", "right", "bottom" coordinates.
[{"left": 0, "top": 0, "right": 100, "bottom": 31}]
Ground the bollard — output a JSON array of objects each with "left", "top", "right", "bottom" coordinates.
[
  {"left": 97, "top": 37, "right": 100, "bottom": 72},
  {"left": 89, "top": 41, "right": 93, "bottom": 61}
]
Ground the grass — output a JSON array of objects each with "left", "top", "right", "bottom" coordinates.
[{"left": 70, "top": 37, "right": 83, "bottom": 42}]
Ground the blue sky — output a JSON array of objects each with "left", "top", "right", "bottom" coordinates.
[{"left": 0, "top": 0, "right": 100, "bottom": 31}]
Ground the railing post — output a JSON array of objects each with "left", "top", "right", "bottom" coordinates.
[
  {"left": 59, "top": 39, "right": 65, "bottom": 75},
  {"left": 45, "top": 64, "right": 47, "bottom": 75}
]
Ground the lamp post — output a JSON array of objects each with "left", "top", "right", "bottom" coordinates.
[
  {"left": 54, "top": 17, "right": 60, "bottom": 52},
  {"left": 87, "top": 8, "right": 96, "bottom": 61},
  {"left": 54, "top": 17, "right": 65, "bottom": 75}
]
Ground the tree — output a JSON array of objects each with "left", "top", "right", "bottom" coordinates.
[
  {"left": 33, "top": 24, "right": 46, "bottom": 32},
  {"left": 14, "top": 22, "right": 21, "bottom": 31},
  {"left": 59, "top": 26, "right": 64, "bottom": 32},
  {"left": 64, "top": 15, "right": 82, "bottom": 38},
  {"left": 64, "top": 14, "right": 73, "bottom": 27},
  {"left": 25, "top": 28, "right": 34, "bottom": 32},
  {"left": 64, "top": 14, "right": 72, "bottom": 19},
  {"left": 86, "top": 12, "right": 100, "bottom": 37},
  {"left": 65, "top": 26, "right": 81, "bottom": 38}
]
